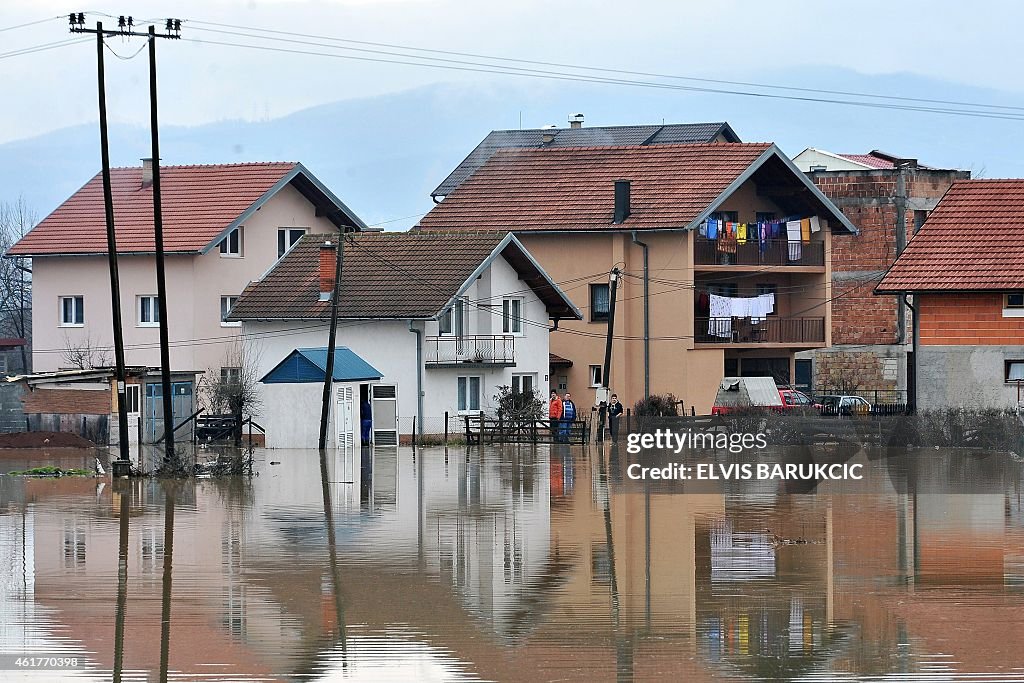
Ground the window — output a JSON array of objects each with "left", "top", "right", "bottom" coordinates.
[
  {"left": 502, "top": 298, "right": 523, "bottom": 335},
  {"left": 439, "top": 299, "right": 465, "bottom": 336},
  {"left": 590, "top": 284, "right": 610, "bottom": 322},
  {"left": 1003, "top": 293, "right": 1024, "bottom": 318},
  {"left": 277, "top": 228, "right": 307, "bottom": 258},
  {"left": 756, "top": 284, "right": 778, "bottom": 315},
  {"left": 124, "top": 384, "right": 141, "bottom": 414},
  {"left": 512, "top": 373, "right": 536, "bottom": 395},
  {"left": 138, "top": 296, "right": 160, "bottom": 326},
  {"left": 711, "top": 211, "right": 739, "bottom": 223},
  {"left": 219, "top": 226, "right": 243, "bottom": 257},
  {"left": 1006, "top": 361, "right": 1024, "bottom": 383},
  {"left": 913, "top": 210, "right": 929, "bottom": 233},
  {"left": 221, "top": 295, "right": 240, "bottom": 327},
  {"left": 707, "top": 282, "right": 738, "bottom": 298},
  {"left": 457, "top": 376, "right": 481, "bottom": 412},
  {"left": 589, "top": 364, "right": 602, "bottom": 388},
  {"left": 59, "top": 296, "right": 84, "bottom": 326},
  {"left": 221, "top": 367, "right": 242, "bottom": 386},
  {"left": 755, "top": 211, "right": 776, "bottom": 223},
  {"left": 557, "top": 375, "right": 568, "bottom": 393}
]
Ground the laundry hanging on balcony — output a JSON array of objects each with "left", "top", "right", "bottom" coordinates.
[
  {"left": 699, "top": 216, "right": 816, "bottom": 259},
  {"left": 707, "top": 293, "right": 776, "bottom": 337},
  {"left": 786, "top": 221, "right": 802, "bottom": 260}
]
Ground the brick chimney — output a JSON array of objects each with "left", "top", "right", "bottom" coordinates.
[
  {"left": 141, "top": 158, "right": 154, "bottom": 188},
  {"left": 319, "top": 241, "right": 336, "bottom": 301}
]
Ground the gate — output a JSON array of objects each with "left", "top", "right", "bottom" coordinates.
[
  {"left": 371, "top": 384, "right": 398, "bottom": 446},
  {"left": 145, "top": 381, "right": 194, "bottom": 443}
]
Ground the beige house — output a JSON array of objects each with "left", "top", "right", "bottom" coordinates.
[
  {"left": 419, "top": 142, "right": 857, "bottom": 413},
  {"left": 9, "top": 161, "right": 365, "bottom": 383}
]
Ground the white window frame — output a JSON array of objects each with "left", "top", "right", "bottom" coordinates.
[
  {"left": 59, "top": 295, "right": 84, "bottom": 327},
  {"left": 512, "top": 373, "right": 536, "bottom": 396},
  {"left": 220, "top": 295, "right": 241, "bottom": 327},
  {"left": 137, "top": 295, "right": 160, "bottom": 327},
  {"left": 502, "top": 297, "right": 524, "bottom": 336},
  {"left": 439, "top": 298, "right": 466, "bottom": 336},
  {"left": 124, "top": 384, "right": 141, "bottom": 415},
  {"left": 457, "top": 375, "right": 482, "bottom": 413},
  {"left": 221, "top": 367, "right": 242, "bottom": 386},
  {"left": 277, "top": 227, "right": 307, "bottom": 258},
  {"left": 589, "top": 364, "right": 603, "bottom": 388},
  {"left": 1003, "top": 292, "right": 1024, "bottom": 318},
  {"left": 219, "top": 226, "right": 243, "bottom": 257}
]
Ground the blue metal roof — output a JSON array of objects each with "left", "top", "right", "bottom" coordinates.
[{"left": 261, "top": 347, "right": 383, "bottom": 384}]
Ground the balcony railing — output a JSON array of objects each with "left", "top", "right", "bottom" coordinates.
[
  {"left": 695, "top": 238, "right": 824, "bottom": 267},
  {"left": 695, "top": 316, "right": 826, "bottom": 344},
  {"left": 425, "top": 335, "right": 516, "bottom": 367}
]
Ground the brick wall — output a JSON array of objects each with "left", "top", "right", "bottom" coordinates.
[
  {"left": 813, "top": 350, "right": 899, "bottom": 392},
  {"left": 21, "top": 387, "right": 111, "bottom": 415},
  {"left": 919, "top": 293, "right": 1024, "bottom": 345}
]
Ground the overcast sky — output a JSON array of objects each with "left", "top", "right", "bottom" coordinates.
[{"left": 2, "top": 0, "right": 1023, "bottom": 145}]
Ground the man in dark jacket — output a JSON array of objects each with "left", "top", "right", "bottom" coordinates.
[
  {"left": 559, "top": 392, "right": 577, "bottom": 442},
  {"left": 608, "top": 394, "right": 624, "bottom": 441}
]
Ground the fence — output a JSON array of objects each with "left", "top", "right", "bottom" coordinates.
[{"left": 694, "top": 238, "right": 825, "bottom": 267}]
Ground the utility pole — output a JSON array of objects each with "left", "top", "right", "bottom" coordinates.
[
  {"left": 69, "top": 14, "right": 131, "bottom": 467},
  {"left": 71, "top": 13, "right": 183, "bottom": 471},
  {"left": 598, "top": 267, "right": 621, "bottom": 440},
  {"left": 319, "top": 234, "right": 346, "bottom": 450}
]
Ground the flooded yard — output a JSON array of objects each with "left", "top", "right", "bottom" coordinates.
[{"left": 2, "top": 444, "right": 1024, "bottom": 681}]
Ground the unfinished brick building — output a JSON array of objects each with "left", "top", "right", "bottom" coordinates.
[{"left": 792, "top": 149, "right": 969, "bottom": 401}]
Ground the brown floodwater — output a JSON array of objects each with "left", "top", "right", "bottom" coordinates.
[{"left": 1, "top": 444, "right": 1023, "bottom": 682}]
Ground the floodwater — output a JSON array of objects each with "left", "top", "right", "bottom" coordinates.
[{"left": 2, "top": 444, "right": 1024, "bottom": 682}]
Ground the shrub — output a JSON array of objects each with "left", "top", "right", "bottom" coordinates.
[{"left": 633, "top": 394, "right": 680, "bottom": 417}]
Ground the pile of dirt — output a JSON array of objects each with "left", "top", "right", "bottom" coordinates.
[{"left": 0, "top": 431, "right": 96, "bottom": 449}]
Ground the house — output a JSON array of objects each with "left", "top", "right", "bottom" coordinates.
[
  {"left": 875, "top": 179, "right": 1024, "bottom": 410},
  {"left": 227, "top": 231, "right": 580, "bottom": 447},
  {"left": 431, "top": 117, "right": 741, "bottom": 201},
  {"left": 7, "top": 161, "right": 366, "bottom": 386},
  {"left": 419, "top": 141, "right": 857, "bottom": 413},
  {"left": 793, "top": 148, "right": 969, "bottom": 399}
]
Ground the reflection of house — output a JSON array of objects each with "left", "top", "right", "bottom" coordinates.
[
  {"left": 876, "top": 180, "right": 1024, "bottom": 409},
  {"left": 793, "top": 148, "right": 969, "bottom": 397},
  {"left": 8, "top": 366, "right": 199, "bottom": 444},
  {"left": 8, "top": 161, "right": 366, "bottom": 379},
  {"left": 421, "top": 139, "right": 856, "bottom": 413},
  {"left": 228, "top": 232, "right": 579, "bottom": 445}
]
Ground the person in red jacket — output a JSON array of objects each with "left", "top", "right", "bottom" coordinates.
[{"left": 549, "top": 390, "right": 563, "bottom": 438}]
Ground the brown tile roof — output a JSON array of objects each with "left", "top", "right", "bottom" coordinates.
[
  {"left": 8, "top": 162, "right": 365, "bottom": 256},
  {"left": 228, "top": 232, "right": 580, "bottom": 321},
  {"left": 838, "top": 153, "right": 895, "bottom": 169},
  {"left": 876, "top": 179, "right": 1024, "bottom": 292},
  {"left": 417, "top": 143, "right": 774, "bottom": 232}
]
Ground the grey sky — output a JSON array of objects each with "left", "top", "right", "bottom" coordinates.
[{"left": 2, "top": 0, "right": 1023, "bottom": 145}]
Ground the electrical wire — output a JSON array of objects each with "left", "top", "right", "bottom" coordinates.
[
  {"left": 0, "top": 37, "right": 92, "bottom": 61},
  {"left": 0, "top": 16, "right": 63, "bottom": 33},
  {"left": 104, "top": 39, "right": 149, "bottom": 61},
  {"left": 185, "top": 18, "right": 1024, "bottom": 115}
]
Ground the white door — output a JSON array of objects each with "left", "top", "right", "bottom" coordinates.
[
  {"left": 335, "top": 385, "right": 355, "bottom": 450},
  {"left": 371, "top": 384, "right": 399, "bottom": 446}
]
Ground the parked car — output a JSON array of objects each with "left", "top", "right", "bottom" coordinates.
[
  {"left": 779, "top": 388, "right": 819, "bottom": 412},
  {"left": 817, "top": 395, "right": 872, "bottom": 416}
]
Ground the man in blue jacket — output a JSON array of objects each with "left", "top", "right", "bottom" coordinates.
[{"left": 559, "top": 392, "right": 577, "bottom": 442}]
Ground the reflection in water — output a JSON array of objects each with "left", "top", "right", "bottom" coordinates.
[{"left": 0, "top": 446, "right": 1023, "bottom": 680}]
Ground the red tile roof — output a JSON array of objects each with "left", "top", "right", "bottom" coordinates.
[
  {"left": 876, "top": 179, "right": 1024, "bottom": 292},
  {"left": 417, "top": 143, "right": 774, "bottom": 232},
  {"left": 9, "top": 162, "right": 301, "bottom": 256},
  {"left": 838, "top": 153, "right": 895, "bottom": 169}
]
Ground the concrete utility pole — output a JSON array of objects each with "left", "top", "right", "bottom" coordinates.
[
  {"left": 70, "top": 13, "right": 183, "bottom": 471},
  {"left": 319, "top": 234, "right": 346, "bottom": 451},
  {"left": 597, "top": 267, "right": 621, "bottom": 440}
]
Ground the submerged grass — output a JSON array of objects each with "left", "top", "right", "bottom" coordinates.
[{"left": 6, "top": 465, "right": 93, "bottom": 477}]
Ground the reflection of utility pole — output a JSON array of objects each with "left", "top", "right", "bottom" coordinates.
[
  {"left": 159, "top": 483, "right": 176, "bottom": 683},
  {"left": 598, "top": 268, "right": 621, "bottom": 440},
  {"left": 112, "top": 481, "right": 130, "bottom": 683},
  {"left": 319, "top": 450, "right": 348, "bottom": 659}
]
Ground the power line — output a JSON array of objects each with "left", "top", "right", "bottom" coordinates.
[
  {"left": 0, "top": 37, "right": 92, "bottom": 61},
  {"left": 186, "top": 19, "right": 1024, "bottom": 115},
  {"left": 180, "top": 23, "right": 1024, "bottom": 122},
  {"left": 0, "top": 16, "right": 63, "bottom": 33}
]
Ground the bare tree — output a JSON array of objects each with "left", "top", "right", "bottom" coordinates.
[
  {"left": 61, "top": 333, "right": 111, "bottom": 370},
  {"left": 0, "top": 198, "right": 34, "bottom": 373},
  {"left": 199, "top": 341, "right": 262, "bottom": 418}
]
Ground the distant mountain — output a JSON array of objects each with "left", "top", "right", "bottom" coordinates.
[{"left": 2, "top": 67, "right": 1021, "bottom": 230}]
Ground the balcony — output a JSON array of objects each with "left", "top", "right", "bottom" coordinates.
[
  {"left": 695, "top": 238, "right": 824, "bottom": 268},
  {"left": 425, "top": 335, "right": 516, "bottom": 368},
  {"left": 695, "top": 317, "right": 826, "bottom": 345}
]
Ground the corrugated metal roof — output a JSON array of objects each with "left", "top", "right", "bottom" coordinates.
[
  {"left": 261, "top": 347, "right": 383, "bottom": 384},
  {"left": 432, "top": 122, "right": 739, "bottom": 197}
]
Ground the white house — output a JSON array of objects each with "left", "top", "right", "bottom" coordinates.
[{"left": 228, "top": 231, "right": 581, "bottom": 448}]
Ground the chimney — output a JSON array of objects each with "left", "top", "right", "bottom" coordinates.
[
  {"left": 568, "top": 113, "right": 584, "bottom": 129},
  {"left": 541, "top": 124, "right": 557, "bottom": 144},
  {"left": 141, "top": 158, "right": 154, "bottom": 188},
  {"left": 613, "top": 180, "right": 631, "bottom": 224},
  {"left": 319, "top": 241, "right": 336, "bottom": 301}
]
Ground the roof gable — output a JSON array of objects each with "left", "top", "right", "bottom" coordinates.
[
  {"left": 432, "top": 122, "right": 740, "bottom": 198},
  {"left": 261, "top": 347, "right": 383, "bottom": 383},
  {"left": 876, "top": 179, "right": 1024, "bottom": 292},
  {"left": 419, "top": 143, "right": 857, "bottom": 234},
  {"left": 9, "top": 162, "right": 365, "bottom": 257}
]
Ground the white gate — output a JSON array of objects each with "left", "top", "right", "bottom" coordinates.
[
  {"left": 371, "top": 384, "right": 399, "bottom": 446},
  {"left": 335, "top": 385, "right": 355, "bottom": 450}
]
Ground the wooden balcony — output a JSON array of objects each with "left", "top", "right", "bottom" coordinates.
[
  {"left": 695, "top": 316, "right": 826, "bottom": 346},
  {"left": 425, "top": 335, "right": 516, "bottom": 368},
  {"left": 695, "top": 238, "right": 824, "bottom": 269}
]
